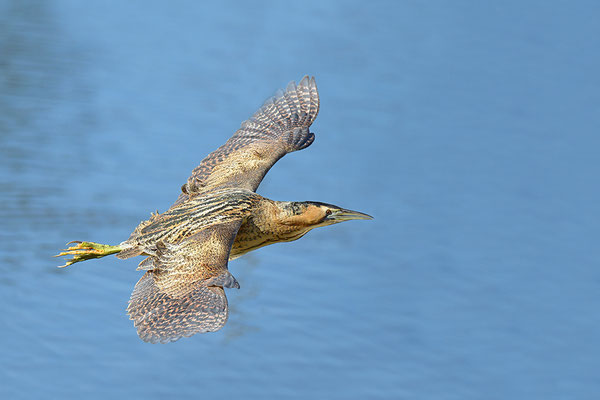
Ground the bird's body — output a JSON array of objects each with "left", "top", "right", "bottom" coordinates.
[
  {"left": 57, "top": 76, "right": 371, "bottom": 343},
  {"left": 117, "top": 188, "right": 324, "bottom": 262}
]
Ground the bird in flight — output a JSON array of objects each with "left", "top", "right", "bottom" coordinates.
[{"left": 56, "top": 76, "right": 372, "bottom": 343}]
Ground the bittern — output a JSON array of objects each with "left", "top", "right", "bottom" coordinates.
[{"left": 56, "top": 76, "right": 372, "bottom": 343}]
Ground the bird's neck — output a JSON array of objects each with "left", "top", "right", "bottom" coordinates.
[{"left": 229, "top": 200, "right": 313, "bottom": 259}]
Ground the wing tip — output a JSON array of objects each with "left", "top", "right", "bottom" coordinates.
[
  {"left": 266, "top": 75, "right": 317, "bottom": 102},
  {"left": 309, "top": 76, "right": 318, "bottom": 93},
  {"left": 297, "top": 75, "right": 317, "bottom": 93},
  {"left": 252, "top": 75, "right": 319, "bottom": 126},
  {"left": 252, "top": 74, "right": 316, "bottom": 97},
  {"left": 133, "top": 319, "right": 224, "bottom": 344},
  {"left": 286, "top": 80, "right": 297, "bottom": 93},
  {"left": 127, "top": 272, "right": 229, "bottom": 343},
  {"left": 299, "top": 75, "right": 310, "bottom": 87}
]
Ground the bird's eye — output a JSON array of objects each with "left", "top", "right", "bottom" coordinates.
[{"left": 325, "top": 209, "right": 332, "bottom": 216}]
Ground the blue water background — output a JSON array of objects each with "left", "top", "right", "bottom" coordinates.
[{"left": 1, "top": 1, "right": 599, "bottom": 399}]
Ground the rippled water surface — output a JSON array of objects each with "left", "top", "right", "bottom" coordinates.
[{"left": 1, "top": 1, "right": 599, "bottom": 399}]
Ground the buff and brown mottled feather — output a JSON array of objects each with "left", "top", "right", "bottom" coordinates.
[
  {"left": 56, "top": 76, "right": 373, "bottom": 342},
  {"left": 127, "top": 222, "right": 241, "bottom": 343},
  {"left": 123, "top": 77, "right": 319, "bottom": 342},
  {"left": 175, "top": 76, "right": 319, "bottom": 205}
]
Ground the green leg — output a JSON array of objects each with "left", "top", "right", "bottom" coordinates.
[{"left": 55, "top": 241, "right": 122, "bottom": 268}]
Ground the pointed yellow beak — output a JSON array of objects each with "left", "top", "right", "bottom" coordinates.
[{"left": 327, "top": 208, "right": 373, "bottom": 222}]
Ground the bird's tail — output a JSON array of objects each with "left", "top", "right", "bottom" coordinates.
[{"left": 54, "top": 241, "right": 122, "bottom": 268}]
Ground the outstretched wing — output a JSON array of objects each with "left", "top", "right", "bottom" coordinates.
[
  {"left": 127, "top": 221, "right": 241, "bottom": 343},
  {"left": 175, "top": 75, "right": 319, "bottom": 205}
]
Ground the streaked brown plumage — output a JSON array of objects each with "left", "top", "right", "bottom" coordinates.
[{"left": 56, "top": 76, "right": 372, "bottom": 343}]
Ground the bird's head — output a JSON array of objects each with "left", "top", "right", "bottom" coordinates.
[{"left": 281, "top": 201, "right": 373, "bottom": 230}]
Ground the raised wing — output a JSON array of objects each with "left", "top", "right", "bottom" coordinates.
[
  {"left": 174, "top": 76, "right": 319, "bottom": 206},
  {"left": 127, "top": 221, "right": 242, "bottom": 343}
]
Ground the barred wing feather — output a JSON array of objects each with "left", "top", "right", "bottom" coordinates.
[{"left": 175, "top": 76, "right": 319, "bottom": 205}]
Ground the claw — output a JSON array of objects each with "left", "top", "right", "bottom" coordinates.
[{"left": 55, "top": 241, "right": 122, "bottom": 268}]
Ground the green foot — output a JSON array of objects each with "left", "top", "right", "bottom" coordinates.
[{"left": 55, "top": 241, "right": 122, "bottom": 268}]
